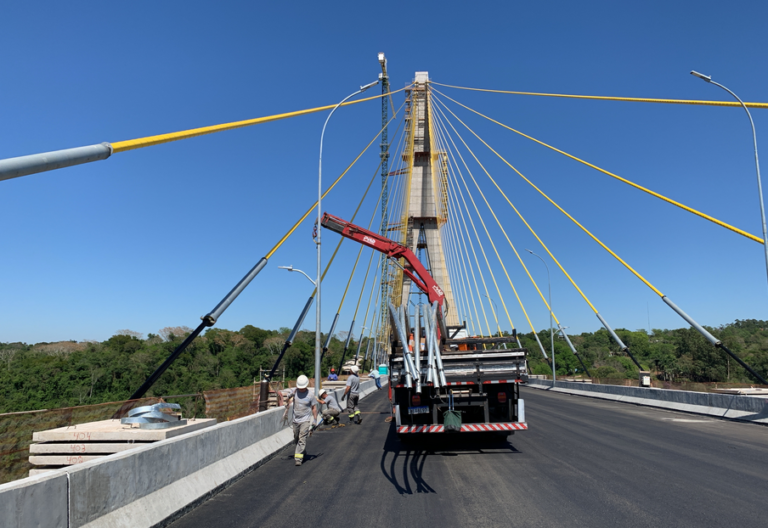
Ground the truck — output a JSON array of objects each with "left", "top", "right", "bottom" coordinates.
[{"left": 321, "top": 212, "right": 528, "bottom": 439}]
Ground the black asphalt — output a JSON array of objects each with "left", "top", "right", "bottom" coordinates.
[{"left": 170, "top": 387, "right": 768, "bottom": 527}]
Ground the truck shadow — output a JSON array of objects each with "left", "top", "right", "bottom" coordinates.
[{"left": 379, "top": 424, "right": 521, "bottom": 495}]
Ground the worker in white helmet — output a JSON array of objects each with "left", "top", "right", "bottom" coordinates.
[
  {"left": 284, "top": 374, "right": 317, "bottom": 466},
  {"left": 318, "top": 388, "right": 341, "bottom": 425},
  {"left": 342, "top": 365, "right": 362, "bottom": 424}
]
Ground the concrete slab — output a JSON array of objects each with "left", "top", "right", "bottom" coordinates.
[
  {"left": 30, "top": 455, "right": 105, "bottom": 466},
  {"left": 30, "top": 443, "right": 152, "bottom": 454},
  {"left": 33, "top": 418, "right": 216, "bottom": 442}
]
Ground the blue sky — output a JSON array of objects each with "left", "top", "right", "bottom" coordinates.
[{"left": 2, "top": 0, "right": 768, "bottom": 343}]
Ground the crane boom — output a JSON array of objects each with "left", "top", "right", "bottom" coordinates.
[{"left": 321, "top": 212, "right": 446, "bottom": 306}]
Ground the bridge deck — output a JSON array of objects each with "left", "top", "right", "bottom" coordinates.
[{"left": 170, "top": 388, "right": 768, "bottom": 527}]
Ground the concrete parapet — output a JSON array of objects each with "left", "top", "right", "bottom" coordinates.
[
  {"left": 0, "top": 470, "right": 68, "bottom": 527},
  {"left": 0, "top": 378, "right": 385, "bottom": 528},
  {"left": 525, "top": 379, "right": 768, "bottom": 424}
]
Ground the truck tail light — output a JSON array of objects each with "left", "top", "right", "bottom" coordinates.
[
  {"left": 411, "top": 394, "right": 421, "bottom": 406},
  {"left": 497, "top": 392, "right": 507, "bottom": 404}
]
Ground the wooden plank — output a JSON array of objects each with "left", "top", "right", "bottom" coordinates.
[{"left": 32, "top": 418, "right": 216, "bottom": 442}]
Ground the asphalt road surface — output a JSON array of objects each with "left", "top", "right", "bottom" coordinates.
[{"left": 170, "top": 386, "right": 768, "bottom": 527}]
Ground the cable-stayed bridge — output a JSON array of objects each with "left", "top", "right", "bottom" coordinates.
[{"left": 1, "top": 60, "right": 768, "bottom": 527}]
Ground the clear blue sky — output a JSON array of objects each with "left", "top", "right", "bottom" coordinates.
[{"left": 2, "top": 0, "right": 768, "bottom": 344}]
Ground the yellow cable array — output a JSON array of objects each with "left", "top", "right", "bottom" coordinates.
[
  {"left": 431, "top": 82, "right": 768, "bottom": 110},
  {"left": 112, "top": 86, "right": 409, "bottom": 153},
  {"left": 433, "top": 89, "right": 763, "bottom": 245},
  {"left": 433, "top": 100, "right": 565, "bottom": 324},
  {"left": 435, "top": 106, "right": 482, "bottom": 335},
  {"left": 433, "top": 104, "right": 537, "bottom": 337},
  {"left": 434, "top": 123, "right": 506, "bottom": 338},
  {"left": 434, "top": 96, "right": 666, "bottom": 299},
  {"left": 335, "top": 112, "right": 406, "bottom": 310},
  {"left": 266, "top": 99, "right": 402, "bottom": 261},
  {"left": 443, "top": 151, "right": 492, "bottom": 338}
]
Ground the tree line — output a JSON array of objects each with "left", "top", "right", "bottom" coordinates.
[{"left": 1, "top": 318, "right": 767, "bottom": 413}]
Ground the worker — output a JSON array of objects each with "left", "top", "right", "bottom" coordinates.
[
  {"left": 318, "top": 388, "right": 342, "bottom": 425},
  {"left": 343, "top": 365, "right": 362, "bottom": 424},
  {"left": 284, "top": 374, "right": 317, "bottom": 466},
  {"left": 369, "top": 367, "right": 382, "bottom": 390},
  {"left": 327, "top": 368, "right": 338, "bottom": 381}
]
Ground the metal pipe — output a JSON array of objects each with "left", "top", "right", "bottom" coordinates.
[
  {"left": 0, "top": 143, "right": 112, "bottom": 182},
  {"left": 662, "top": 296, "right": 767, "bottom": 385},
  {"left": 322, "top": 313, "right": 340, "bottom": 356},
  {"left": 204, "top": 258, "right": 268, "bottom": 325},
  {"left": 431, "top": 302, "right": 447, "bottom": 387},
  {"left": 414, "top": 304, "right": 421, "bottom": 379},
  {"left": 423, "top": 305, "right": 435, "bottom": 383},
  {"left": 595, "top": 312, "right": 642, "bottom": 369},
  {"left": 130, "top": 254, "right": 274, "bottom": 399},
  {"left": 389, "top": 303, "right": 413, "bottom": 387},
  {"left": 130, "top": 321, "right": 207, "bottom": 400},
  {"left": 558, "top": 323, "right": 592, "bottom": 378},
  {"left": 268, "top": 295, "right": 314, "bottom": 380}
]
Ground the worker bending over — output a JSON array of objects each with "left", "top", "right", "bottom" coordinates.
[
  {"left": 343, "top": 366, "right": 362, "bottom": 424},
  {"left": 318, "top": 389, "right": 341, "bottom": 425},
  {"left": 284, "top": 375, "right": 317, "bottom": 466}
]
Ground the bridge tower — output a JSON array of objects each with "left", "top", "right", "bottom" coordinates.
[{"left": 392, "top": 72, "right": 458, "bottom": 325}]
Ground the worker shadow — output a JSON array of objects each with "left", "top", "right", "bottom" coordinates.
[
  {"left": 280, "top": 452, "right": 324, "bottom": 464},
  {"left": 379, "top": 425, "right": 520, "bottom": 495}
]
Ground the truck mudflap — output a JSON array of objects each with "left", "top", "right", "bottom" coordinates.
[{"left": 397, "top": 422, "right": 527, "bottom": 433}]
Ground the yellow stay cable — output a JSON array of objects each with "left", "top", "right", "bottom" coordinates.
[
  {"left": 266, "top": 98, "right": 403, "bottom": 261},
  {"left": 433, "top": 94, "right": 602, "bottom": 311},
  {"left": 433, "top": 88, "right": 763, "bottom": 245},
  {"left": 431, "top": 82, "right": 768, "bottom": 110},
  {"left": 112, "top": 86, "right": 409, "bottom": 153},
  {"left": 433, "top": 105, "right": 536, "bottom": 336},
  {"left": 434, "top": 96, "right": 666, "bottom": 299},
  {"left": 433, "top": 100, "right": 565, "bottom": 325}
]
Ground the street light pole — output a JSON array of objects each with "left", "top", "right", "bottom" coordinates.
[
  {"left": 691, "top": 70, "right": 768, "bottom": 290},
  {"left": 526, "top": 249, "right": 555, "bottom": 382},
  {"left": 278, "top": 265, "right": 316, "bottom": 286},
  {"left": 316, "top": 79, "right": 379, "bottom": 397}
]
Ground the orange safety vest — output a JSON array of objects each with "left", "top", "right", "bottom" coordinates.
[{"left": 408, "top": 333, "right": 414, "bottom": 352}]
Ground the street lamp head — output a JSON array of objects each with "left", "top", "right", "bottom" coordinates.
[
  {"left": 360, "top": 80, "right": 379, "bottom": 92},
  {"left": 525, "top": 248, "right": 534, "bottom": 254},
  {"left": 278, "top": 265, "right": 294, "bottom": 271},
  {"left": 690, "top": 70, "right": 712, "bottom": 82}
]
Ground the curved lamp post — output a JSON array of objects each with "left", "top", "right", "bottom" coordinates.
[
  {"left": 691, "top": 70, "right": 768, "bottom": 291},
  {"left": 316, "top": 79, "right": 379, "bottom": 396}
]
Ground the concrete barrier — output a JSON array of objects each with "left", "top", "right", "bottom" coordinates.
[
  {"left": 525, "top": 379, "right": 768, "bottom": 424},
  {"left": 0, "top": 378, "right": 385, "bottom": 528}
]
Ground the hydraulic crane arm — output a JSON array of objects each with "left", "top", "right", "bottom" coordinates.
[{"left": 321, "top": 212, "right": 445, "bottom": 306}]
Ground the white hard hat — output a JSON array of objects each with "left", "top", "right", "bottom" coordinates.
[
  {"left": 319, "top": 389, "right": 328, "bottom": 397},
  {"left": 350, "top": 366, "right": 359, "bottom": 373},
  {"left": 296, "top": 375, "right": 309, "bottom": 389}
]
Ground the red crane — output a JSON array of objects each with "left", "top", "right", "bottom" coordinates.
[{"left": 321, "top": 213, "right": 445, "bottom": 306}]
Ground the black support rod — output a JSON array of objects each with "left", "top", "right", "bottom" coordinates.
[{"left": 129, "top": 257, "right": 269, "bottom": 400}]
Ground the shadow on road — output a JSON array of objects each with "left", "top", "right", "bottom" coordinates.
[{"left": 379, "top": 424, "right": 521, "bottom": 495}]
